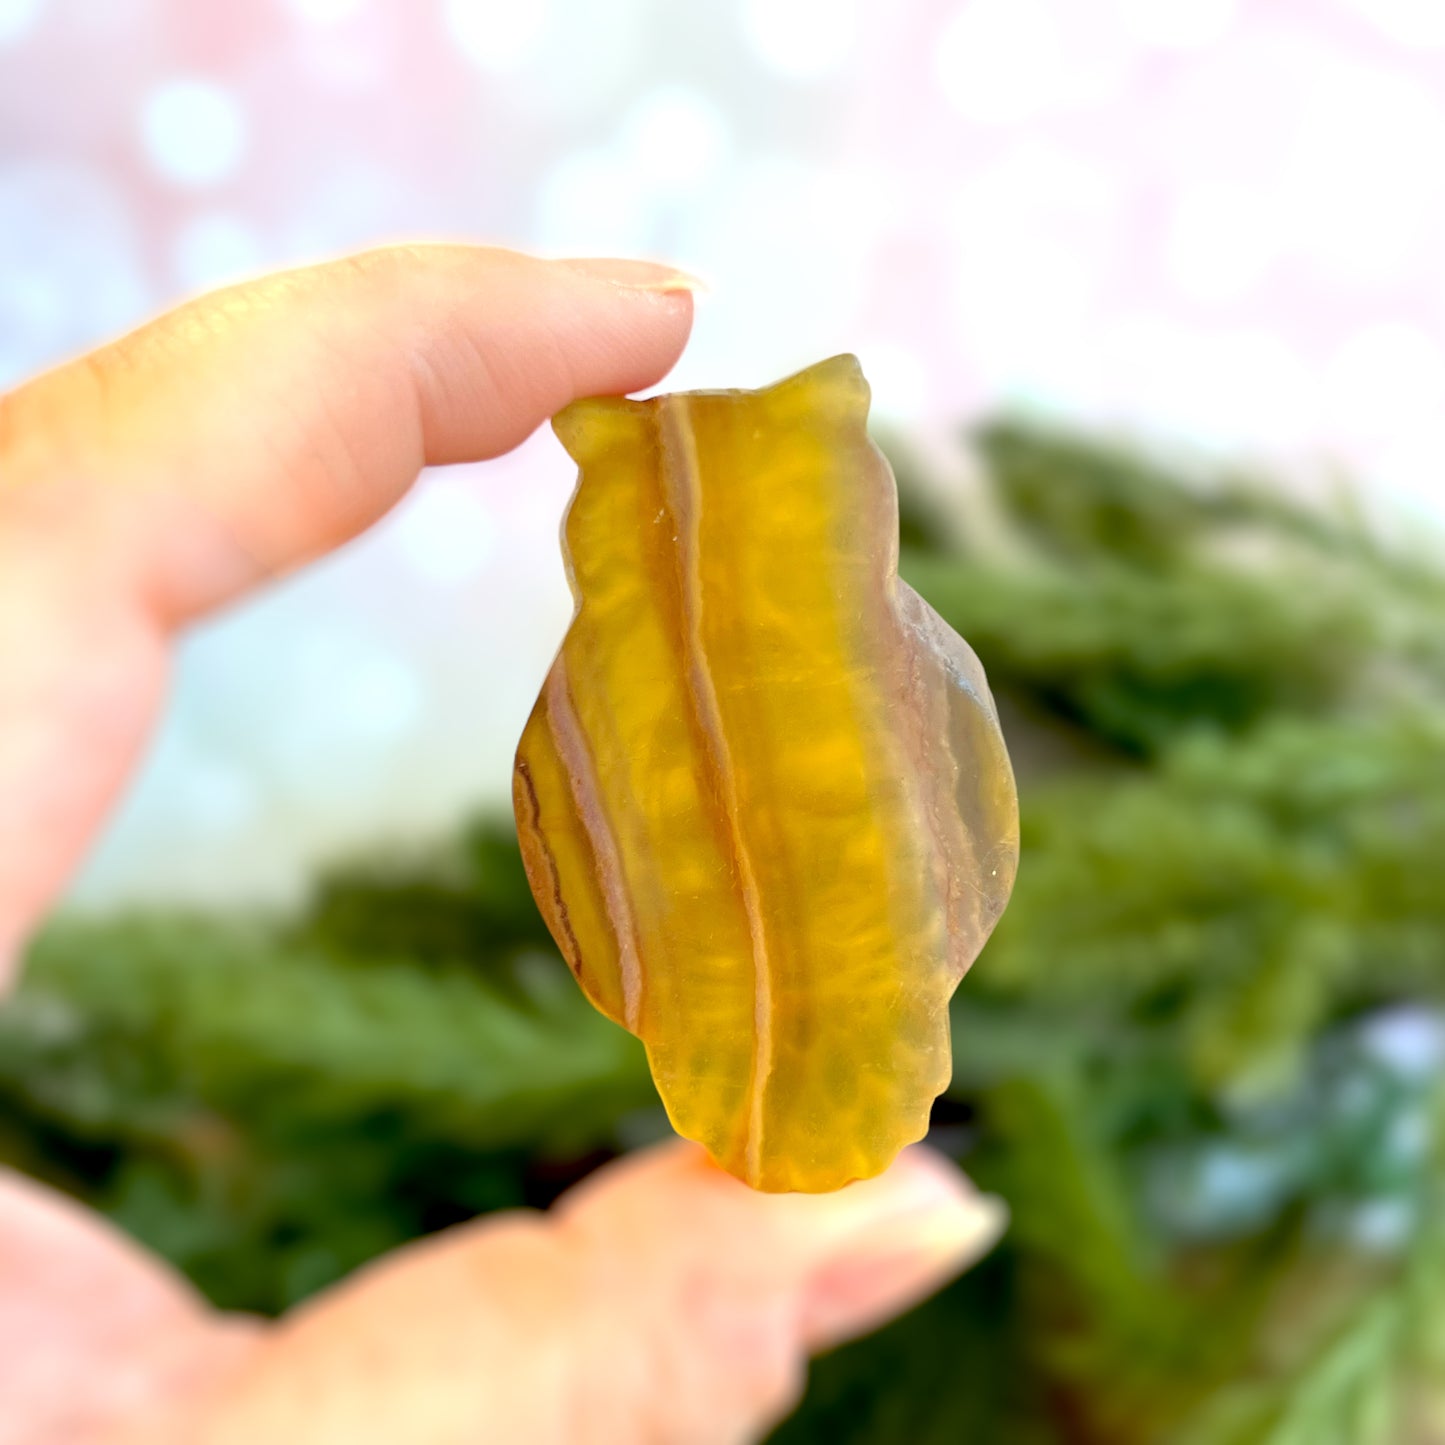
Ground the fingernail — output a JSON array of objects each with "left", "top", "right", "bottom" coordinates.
[
  {"left": 559, "top": 257, "right": 709, "bottom": 295},
  {"left": 801, "top": 1193, "right": 1008, "bottom": 1348}
]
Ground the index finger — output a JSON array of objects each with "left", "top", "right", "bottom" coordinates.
[
  {"left": 0, "top": 245, "right": 697, "bottom": 621},
  {"left": 0, "top": 245, "right": 696, "bottom": 970}
]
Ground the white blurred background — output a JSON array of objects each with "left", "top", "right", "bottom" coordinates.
[{"left": 3, "top": 0, "right": 1444, "bottom": 905}]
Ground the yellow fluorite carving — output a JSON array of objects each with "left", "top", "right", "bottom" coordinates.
[{"left": 513, "top": 355, "right": 1019, "bottom": 1192}]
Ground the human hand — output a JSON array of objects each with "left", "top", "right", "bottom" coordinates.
[{"left": 0, "top": 247, "right": 1005, "bottom": 1444}]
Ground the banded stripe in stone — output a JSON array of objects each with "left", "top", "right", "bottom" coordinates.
[
  {"left": 658, "top": 394, "right": 776, "bottom": 1187},
  {"left": 542, "top": 661, "right": 645, "bottom": 1031}
]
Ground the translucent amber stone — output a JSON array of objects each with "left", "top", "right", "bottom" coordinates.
[{"left": 513, "top": 355, "right": 1018, "bottom": 1192}]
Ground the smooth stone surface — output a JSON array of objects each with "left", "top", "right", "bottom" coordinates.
[{"left": 514, "top": 355, "right": 1019, "bottom": 1192}]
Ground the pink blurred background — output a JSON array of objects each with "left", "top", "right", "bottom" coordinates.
[{"left": 4, "top": 0, "right": 1444, "bottom": 905}]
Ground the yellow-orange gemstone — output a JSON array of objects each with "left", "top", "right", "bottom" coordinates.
[{"left": 513, "top": 355, "right": 1019, "bottom": 1192}]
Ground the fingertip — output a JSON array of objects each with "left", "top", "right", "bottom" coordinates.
[
  {"left": 537, "top": 1142, "right": 1005, "bottom": 1441},
  {"left": 404, "top": 248, "right": 696, "bottom": 467},
  {"left": 872, "top": 1143, "right": 985, "bottom": 1213},
  {"left": 797, "top": 1159, "right": 1008, "bottom": 1350}
]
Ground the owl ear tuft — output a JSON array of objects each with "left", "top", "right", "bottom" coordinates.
[
  {"left": 552, "top": 396, "right": 648, "bottom": 464},
  {"left": 759, "top": 353, "right": 871, "bottom": 424}
]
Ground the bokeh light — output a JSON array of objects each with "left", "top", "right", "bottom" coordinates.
[
  {"left": 741, "top": 0, "right": 859, "bottom": 79},
  {"left": 0, "top": 0, "right": 41, "bottom": 45},
  {"left": 933, "top": 0, "right": 1066, "bottom": 126},
  {"left": 444, "top": 0, "right": 550, "bottom": 73},
  {"left": 140, "top": 79, "right": 248, "bottom": 189}
]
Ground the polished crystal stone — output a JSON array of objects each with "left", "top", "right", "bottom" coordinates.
[{"left": 513, "top": 355, "right": 1018, "bottom": 1192}]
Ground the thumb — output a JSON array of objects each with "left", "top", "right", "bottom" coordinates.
[{"left": 159, "top": 1142, "right": 1004, "bottom": 1445}]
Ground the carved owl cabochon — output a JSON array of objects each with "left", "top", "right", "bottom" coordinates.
[{"left": 514, "top": 356, "right": 1019, "bottom": 1192}]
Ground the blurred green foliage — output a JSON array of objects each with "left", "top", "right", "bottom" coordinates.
[{"left": 4, "top": 418, "right": 1445, "bottom": 1441}]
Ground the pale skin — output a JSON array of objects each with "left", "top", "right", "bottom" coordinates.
[{"left": 0, "top": 246, "right": 1005, "bottom": 1444}]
